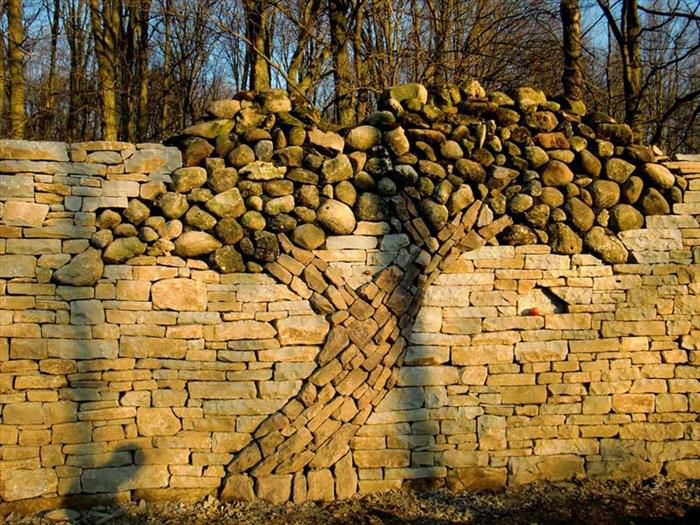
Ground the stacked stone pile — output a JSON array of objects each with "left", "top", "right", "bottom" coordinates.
[{"left": 89, "top": 82, "right": 684, "bottom": 275}]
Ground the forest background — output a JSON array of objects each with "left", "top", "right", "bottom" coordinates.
[{"left": 0, "top": 0, "right": 698, "bottom": 154}]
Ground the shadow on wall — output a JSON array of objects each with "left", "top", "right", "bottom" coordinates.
[{"left": 51, "top": 316, "right": 147, "bottom": 516}]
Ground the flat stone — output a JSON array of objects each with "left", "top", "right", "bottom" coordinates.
[
  {"left": 0, "top": 254, "right": 36, "bottom": 278},
  {"left": 124, "top": 148, "right": 182, "bottom": 173},
  {"left": 0, "top": 139, "right": 68, "bottom": 161},
  {"left": 137, "top": 407, "right": 181, "bottom": 436},
  {"left": 0, "top": 174, "right": 34, "bottom": 199},
  {"left": 81, "top": 465, "right": 169, "bottom": 493},
  {"left": 0, "top": 468, "right": 58, "bottom": 501},
  {"left": 2, "top": 200, "right": 48, "bottom": 227},
  {"left": 152, "top": 278, "right": 207, "bottom": 311},
  {"left": 71, "top": 299, "right": 105, "bottom": 325},
  {"left": 276, "top": 315, "right": 330, "bottom": 345}
]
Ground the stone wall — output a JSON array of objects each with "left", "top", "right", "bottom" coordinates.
[{"left": 0, "top": 139, "right": 699, "bottom": 511}]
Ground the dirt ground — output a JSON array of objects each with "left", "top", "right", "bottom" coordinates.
[{"left": 4, "top": 479, "right": 699, "bottom": 525}]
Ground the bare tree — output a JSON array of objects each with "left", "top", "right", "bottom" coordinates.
[
  {"left": 8, "top": 0, "right": 26, "bottom": 138},
  {"left": 561, "top": 0, "right": 584, "bottom": 101}
]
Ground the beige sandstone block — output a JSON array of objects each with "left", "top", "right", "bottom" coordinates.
[
  {"left": 534, "top": 438, "right": 599, "bottom": 455},
  {"left": 500, "top": 385, "right": 547, "bottom": 404},
  {"left": 151, "top": 278, "right": 207, "bottom": 311},
  {"left": 447, "top": 467, "right": 507, "bottom": 491},
  {"left": 0, "top": 468, "right": 58, "bottom": 501},
  {"left": 136, "top": 407, "right": 181, "bottom": 436},
  {"left": 397, "top": 366, "right": 459, "bottom": 386},
  {"left": 354, "top": 450, "right": 409, "bottom": 468},
  {"left": 2, "top": 200, "right": 49, "bottom": 227},
  {"left": 256, "top": 475, "right": 292, "bottom": 504},
  {"left": 515, "top": 341, "right": 568, "bottom": 363},
  {"left": 404, "top": 346, "right": 450, "bottom": 366},
  {"left": 509, "top": 455, "right": 584, "bottom": 485},
  {"left": 477, "top": 415, "right": 506, "bottom": 450},
  {"left": 208, "top": 321, "right": 276, "bottom": 341},
  {"left": 619, "top": 422, "right": 685, "bottom": 440},
  {"left": 0, "top": 255, "right": 36, "bottom": 278},
  {"left": 612, "top": 394, "right": 654, "bottom": 413},
  {"left": 461, "top": 366, "right": 488, "bottom": 385},
  {"left": 452, "top": 344, "right": 514, "bottom": 365},
  {"left": 70, "top": 300, "right": 105, "bottom": 325},
  {"left": 81, "top": 465, "right": 169, "bottom": 493},
  {"left": 276, "top": 315, "right": 329, "bottom": 345},
  {"left": 189, "top": 381, "right": 256, "bottom": 399},
  {"left": 334, "top": 452, "right": 358, "bottom": 499},
  {"left": 665, "top": 459, "right": 700, "bottom": 479},
  {"left": 439, "top": 450, "right": 488, "bottom": 468},
  {"left": 307, "top": 469, "right": 334, "bottom": 501}
]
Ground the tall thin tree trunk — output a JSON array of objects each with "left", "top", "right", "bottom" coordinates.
[
  {"left": 329, "top": 0, "right": 354, "bottom": 126},
  {"left": 353, "top": 0, "right": 369, "bottom": 120},
  {"left": 43, "top": 0, "right": 61, "bottom": 137},
  {"left": 8, "top": 0, "right": 26, "bottom": 139},
  {"left": 622, "top": 0, "right": 642, "bottom": 141},
  {"left": 136, "top": 1, "right": 151, "bottom": 141},
  {"left": 560, "top": 0, "right": 583, "bottom": 101},
  {"left": 0, "top": 21, "right": 6, "bottom": 135},
  {"left": 244, "top": 0, "right": 271, "bottom": 91},
  {"left": 89, "top": 0, "right": 120, "bottom": 141},
  {"left": 160, "top": 0, "right": 172, "bottom": 136}
]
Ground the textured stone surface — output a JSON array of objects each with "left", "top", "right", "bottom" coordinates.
[{"left": 152, "top": 278, "right": 207, "bottom": 311}]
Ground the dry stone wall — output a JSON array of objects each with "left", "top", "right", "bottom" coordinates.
[{"left": 1, "top": 82, "right": 700, "bottom": 512}]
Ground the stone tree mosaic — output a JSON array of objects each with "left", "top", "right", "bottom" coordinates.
[{"left": 61, "top": 81, "right": 686, "bottom": 501}]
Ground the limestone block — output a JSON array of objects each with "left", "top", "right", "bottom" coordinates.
[
  {"left": 334, "top": 452, "right": 357, "bottom": 499},
  {"left": 188, "top": 381, "right": 256, "bottom": 399},
  {"left": 618, "top": 228, "right": 683, "bottom": 251},
  {"left": 151, "top": 278, "right": 207, "bottom": 311},
  {"left": 500, "top": 385, "right": 547, "bottom": 404},
  {"left": 515, "top": 341, "right": 568, "bottom": 363},
  {"left": 276, "top": 315, "right": 330, "bottom": 345},
  {"left": 70, "top": 300, "right": 105, "bottom": 325},
  {"left": 0, "top": 468, "right": 58, "bottom": 501},
  {"left": 0, "top": 255, "right": 36, "bottom": 278},
  {"left": 354, "top": 450, "right": 410, "bottom": 468},
  {"left": 452, "top": 344, "right": 514, "bottom": 365},
  {"left": 665, "top": 460, "right": 700, "bottom": 480},
  {"left": 404, "top": 346, "right": 449, "bottom": 366},
  {"left": 220, "top": 474, "right": 255, "bottom": 502},
  {"left": 307, "top": 469, "right": 334, "bottom": 501},
  {"left": 2, "top": 200, "right": 48, "bottom": 227},
  {"left": 477, "top": 415, "right": 506, "bottom": 450},
  {"left": 256, "top": 475, "right": 292, "bottom": 504},
  {"left": 0, "top": 174, "right": 33, "bottom": 199},
  {"left": 0, "top": 139, "right": 68, "bottom": 161},
  {"left": 47, "top": 339, "right": 118, "bottom": 359},
  {"left": 81, "top": 465, "right": 169, "bottom": 493},
  {"left": 397, "top": 366, "right": 459, "bottom": 386},
  {"left": 208, "top": 321, "right": 276, "bottom": 341},
  {"left": 509, "top": 455, "right": 584, "bottom": 485},
  {"left": 124, "top": 148, "right": 181, "bottom": 173},
  {"left": 121, "top": 336, "right": 188, "bottom": 358},
  {"left": 136, "top": 407, "right": 181, "bottom": 436},
  {"left": 447, "top": 467, "right": 507, "bottom": 491},
  {"left": 439, "top": 450, "right": 488, "bottom": 468},
  {"left": 534, "top": 438, "right": 599, "bottom": 455}
]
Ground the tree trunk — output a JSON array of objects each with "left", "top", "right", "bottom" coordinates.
[
  {"left": 136, "top": 1, "right": 151, "bottom": 141},
  {"left": 622, "top": 0, "right": 642, "bottom": 141},
  {"left": 160, "top": 0, "right": 172, "bottom": 136},
  {"left": 0, "top": 17, "right": 6, "bottom": 135},
  {"left": 328, "top": 0, "right": 354, "bottom": 126},
  {"left": 8, "top": 0, "right": 26, "bottom": 139},
  {"left": 88, "top": 0, "right": 120, "bottom": 141},
  {"left": 244, "top": 0, "right": 271, "bottom": 91},
  {"left": 560, "top": 0, "right": 583, "bottom": 101}
]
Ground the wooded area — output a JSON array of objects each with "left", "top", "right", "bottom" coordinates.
[{"left": 0, "top": 0, "right": 697, "bottom": 154}]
